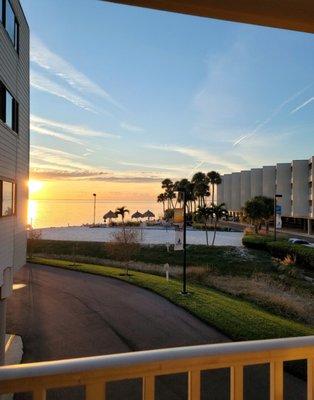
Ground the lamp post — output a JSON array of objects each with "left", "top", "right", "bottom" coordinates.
[
  {"left": 274, "top": 194, "right": 282, "bottom": 241},
  {"left": 174, "top": 188, "right": 188, "bottom": 295},
  {"left": 93, "top": 193, "right": 97, "bottom": 225},
  {"left": 182, "top": 189, "right": 187, "bottom": 294}
]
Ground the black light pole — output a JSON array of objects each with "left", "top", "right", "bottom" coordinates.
[
  {"left": 274, "top": 194, "right": 282, "bottom": 241},
  {"left": 182, "top": 189, "right": 188, "bottom": 295},
  {"left": 93, "top": 193, "right": 97, "bottom": 225}
]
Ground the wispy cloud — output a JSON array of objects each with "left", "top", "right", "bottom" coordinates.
[
  {"left": 233, "top": 83, "right": 314, "bottom": 146},
  {"left": 31, "top": 114, "right": 119, "bottom": 139},
  {"left": 120, "top": 161, "right": 190, "bottom": 172},
  {"left": 31, "top": 125, "right": 86, "bottom": 146},
  {"left": 31, "top": 70, "right": 97, "bottom": 113},
  {"left": 291, "top": 97, "right": 314, "bottom": 114},
  {"left": 31, "top": 35, "right": 124, "bottom": 111},
  {"left": 30, "top": 145, "right": 91, "bottom": 171},
  {"left": 30, "top": 145, "right": 165, "bottom": 183},
  {"left": 144, "top": 144, "right": 246, "bottom": 172},
  {"left": 120, "top": 122, "right": 145, "bottom": 133}
]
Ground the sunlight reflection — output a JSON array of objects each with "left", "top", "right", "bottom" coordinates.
[{"left": 28, "top": 199, "right": 37, "bottom": 226}]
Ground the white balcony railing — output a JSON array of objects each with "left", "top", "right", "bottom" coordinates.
[{"left": 0, "top": 336, "right": 313, "bottom": 399}]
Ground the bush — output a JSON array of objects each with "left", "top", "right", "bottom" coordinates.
[{"left": 242, "top": 235, "right": 314, "bottom": 271}]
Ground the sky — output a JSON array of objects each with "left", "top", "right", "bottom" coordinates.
[{"left": 22, "top": 0, "right": 314, "bottom": 201}]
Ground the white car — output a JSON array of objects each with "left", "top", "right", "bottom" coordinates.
[{"left": 288, "top": 238, "right": 314, "bottom": 248}]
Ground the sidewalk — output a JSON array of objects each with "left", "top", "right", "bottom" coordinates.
[{"left": 219, "top": 221, "right": 314, "bottom": 242}]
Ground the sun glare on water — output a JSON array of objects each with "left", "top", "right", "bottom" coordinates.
[{"left": 28, "top": 180, "right": 44, "bottom": 226}]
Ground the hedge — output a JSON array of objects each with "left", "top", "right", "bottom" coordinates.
[{"left": 242, "top": 235, "right": 314, "bottom": 270}]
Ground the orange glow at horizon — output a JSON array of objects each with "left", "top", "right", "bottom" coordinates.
[{"left": 28, "top": 179, "right": 161, "bottom": 201}]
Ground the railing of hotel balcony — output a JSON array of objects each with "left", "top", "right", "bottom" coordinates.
[{"left": 0, "top": 336, "right": 313, "bottom": 400}]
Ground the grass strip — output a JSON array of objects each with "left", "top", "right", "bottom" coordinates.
[{"left": 30, "top": 257, "right": 314, "bottom": 341}]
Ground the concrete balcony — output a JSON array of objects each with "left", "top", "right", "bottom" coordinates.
[{"left": 0, "top": 336, "right": 313, "bottom": 399}]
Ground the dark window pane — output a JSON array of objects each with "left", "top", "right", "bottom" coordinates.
[
  {"left": 2, "top": 181, "right": 14, "bottom": 216},
  {"left": 6, "top": 90, "right": 13, "bottom": 129},
  {"left": 0, "top": 84, "right": 5, "bottom": 121},
  {"left": 6, "top": 0, "right": 15, "bottom": 44},
  {"left": 14, "top": 19, "right": 19, "bottom": 50}
]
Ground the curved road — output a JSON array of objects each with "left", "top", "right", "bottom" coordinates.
[{"left": 7, "top": 264, "right": 305, "bottom": 400}]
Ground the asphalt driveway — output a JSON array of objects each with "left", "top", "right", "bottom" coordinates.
[{"left": 6, "top": 264, "right": 306, "bottom": 399}]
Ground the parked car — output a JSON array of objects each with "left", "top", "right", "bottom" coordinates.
[{"left": 288, "top": 238, "right": 314, "bottom": 248}]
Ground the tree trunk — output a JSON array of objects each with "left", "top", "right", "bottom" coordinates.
[
  {"left": 212, "top": 219, "right": 218, "bottom": 246},
  {"left": 205, "top": 220, "right": 209, "bottom": 246},
  {"left": 212, "top": 184, "right": 215, "bottom": 205}
]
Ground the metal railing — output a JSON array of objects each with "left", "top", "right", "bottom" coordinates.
[{"left": 0, "top": 336, "right": 313, "bottom": 399}]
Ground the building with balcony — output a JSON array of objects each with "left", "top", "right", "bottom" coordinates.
[
  {"left": 219, "top": 156, "right": 314, "bottom": 235},
  {"left": 0, "top": 0, "right": 29, "bottom": 363}
]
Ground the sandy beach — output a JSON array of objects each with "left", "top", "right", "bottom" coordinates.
[{"left": 36, "top": 226, "right": 244, "bottom": 246}]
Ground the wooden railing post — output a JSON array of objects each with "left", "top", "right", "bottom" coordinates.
[
  {"left": 230, "top": 365, "right": 243, "bottom": 400},
  {"left": 188, "top": 370, "right": 201, "bottom": 400},
  {"left": 85, "top": 382, "right": 105, "bottom": 400},
  {"left": 33, "top": 388, "right": 46, "bottom": 400},
  {"left": 142, "top": 375, "right": 155, "bottom": 400},
  {"left": 308, "top": 359, "right": 314, "bottom": 400},
  {"left": 270, "top": 361, "right": 283, "bottom": 400}
]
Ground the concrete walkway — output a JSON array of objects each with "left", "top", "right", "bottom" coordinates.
[{"left": 7, "top": 263, "right": 306, "bottom": 400}]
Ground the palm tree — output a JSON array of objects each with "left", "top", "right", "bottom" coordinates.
[
  {"left": 115, "top": 206, "right": 129, "bottom": 225},
  {"left": 207, "top": 171, "right": 222, "bottom": 205},
  {"left": 192, "top": 172, "right": 209, "bottom": 207},
  {"left": 174, "top": 179, "right": 195, "bottom": 213},
  {"left": 195, "top": 206, "right": 212, "bottom": 246},
  {"left": 193, "top": 181, "right": 210, "bottom": 207},
  {"left": 209, "top": 203, "right": 228, "bottom": 246},
  {"left": 157, "top": 193, "right": 166, "bottom": 213},
  {"left": 161, "top": 179, "right": 175, "bottom": 209}
]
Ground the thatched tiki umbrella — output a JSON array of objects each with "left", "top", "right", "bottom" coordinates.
[
  {"left": 142, "top": 210, "right": 155, "bottom": 221},
  {"left": 103, "top": 210, "right": 117, "bottom": 223},
  {"left": 131, "top": 211, "right": 143, "bottom": 221}
]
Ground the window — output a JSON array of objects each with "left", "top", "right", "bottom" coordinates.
[
  {"left": 0, "top": 82, "right": 19, "bottom": 132},
  {"left": 1, "top": 180, "right": 15, "bottom": 217},
  {"left": 1, "top": 0, "right": 19, "bottom": 51}
]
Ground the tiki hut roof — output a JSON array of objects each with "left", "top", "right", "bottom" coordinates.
[
  {"left": 131, "top": 211, "right": 143, "bottom": 219},
  {"left": 103, "top": 210, "right": 117, "bottom": 219},
  {"left": 142, "top": 210, "right": 155, "bottom": 218}
]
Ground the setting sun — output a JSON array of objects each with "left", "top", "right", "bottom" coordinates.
[{"left": 28, "top": 180, "right": 44, "bottom": 195}]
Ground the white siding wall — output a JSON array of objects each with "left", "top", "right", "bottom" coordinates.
[
  {"left": 216, "top": 179, "right": 224, "bottom": 205},
  {"left": 0, "top": 0, "right": 29, "bottom": 296},
  {"left": 240, "top": 170, "right": 251, "bottom": 208},
  {"left": 222, "top": 174, "right": 232, "bottom": 210},
  {"left": 291, "top": 160, "right": 308, "bottom": 218},
  {"left": 309, "top": 157, "right": 313, "bottom": 218},
  {"left": 276, "top": 163, "right": 291, "bottom": 217},
  {"left": 262, "top": 165, "right": 276, "bottom": 198},
  {"left": 231, "top": 172, "right": 241, "bottom": 211},
  {"left": 250, "top": 168, "right": 263, "bottom": 198}
]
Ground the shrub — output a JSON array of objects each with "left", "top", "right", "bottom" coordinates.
[
  {"left": 242, "top": 235, "right": 314, "bottom": 271},
  {"left": 105, "top": 228, "right": 140, "bottom": 265}
]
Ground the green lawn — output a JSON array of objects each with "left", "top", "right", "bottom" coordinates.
[{"left": 30, "top": 257, "right": 314, "bottom": 341}]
